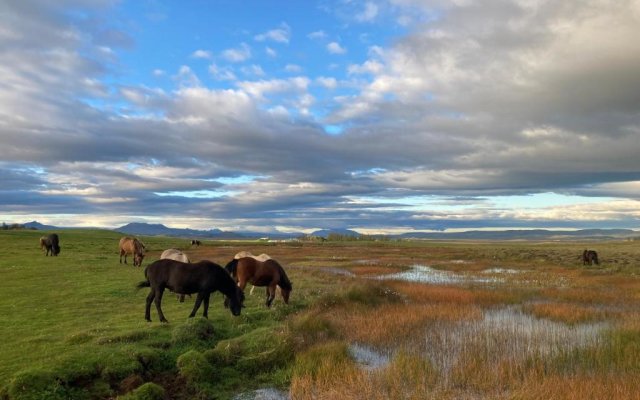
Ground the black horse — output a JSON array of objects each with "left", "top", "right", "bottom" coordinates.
[
  {"left": 137, "top": 259, "right": 244, "bottom": 323},
  {"left": 39, "top": 234, "right": 60, "bottom": 256},
  {"left": 191, "top": 239, "right": 201, "bottom": 247},
  {"left": 582, "top": 250, "right": 599, "bottom": 266}
]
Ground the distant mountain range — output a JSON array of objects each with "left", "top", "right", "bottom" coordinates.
[{"left": 17, "top": 221, "right": 640, "bottom": 241}]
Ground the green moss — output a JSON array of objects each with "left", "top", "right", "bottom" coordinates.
[
  {"left": 172, "top": 318, "right": 220, "bottom": 345},
  {"left": 204, "top": 327, "right": 294, "bottom": 374},
  {"left": 119, "top": 382, "right": 165, "bottom": 400},
  {"left": 176, "top": 350, "right": 214, "bottom": 385}
]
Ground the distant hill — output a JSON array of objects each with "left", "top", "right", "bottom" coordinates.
[
  {"left": 22, "top": 221, "right": 61, "bottom": 230},
  {"left": 115, "top": 222, "right": 246, "bottom": 239},
  {"left": 311, "top": 228, "right": 360, "bottom": 238}
]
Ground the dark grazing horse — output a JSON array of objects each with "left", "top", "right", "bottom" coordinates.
[
  {"left": 137, "top": 259, "right": 245, "bottom": 323},
  {"left": 191, "top": 239, "right": 201, "bottom": 247},
  {"left": 225, "top": 256, "right": 292, "bottom": 307},
  {"left": 39, "top": 234, "right": 60, "bottom": 256},
  {"left": 582, "top": 250, "right": 600, "bottom": 266}
]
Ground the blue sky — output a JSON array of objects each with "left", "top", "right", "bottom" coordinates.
[{"left": 1, "top": 0, "right": 640, "bottom": 233}]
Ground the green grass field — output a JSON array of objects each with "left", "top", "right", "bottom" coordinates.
[{"left": 2, "top": 229, "right": 640, "bottom": 399}]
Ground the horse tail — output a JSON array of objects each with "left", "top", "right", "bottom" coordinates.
[
  {"left": 136, "top": 266, "right": 151, "bottom": 289},
  {"left": 136, "top": 280, "right": 150, "bottom": 289},
  {"left": 276, "top": 262, "right": 292, "bottom": 291},
  {"left": 224, "top": 258, "right": 238, "bottom": 276}
]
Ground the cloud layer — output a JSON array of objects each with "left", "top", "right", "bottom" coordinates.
[{"left": 1, "top": 0, "right": 640, "bottom": 232}]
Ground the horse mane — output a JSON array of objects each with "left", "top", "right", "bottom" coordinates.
[
  {"left": 273, "top": 260, "right": 292, "bottom": 291},
  {"left": 225, "top": 258, "right": 239, "bottom": 276}
]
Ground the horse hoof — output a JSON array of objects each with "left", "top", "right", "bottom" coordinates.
[{"left": 160, "top": 319, "right": 169, "bottom": 323}]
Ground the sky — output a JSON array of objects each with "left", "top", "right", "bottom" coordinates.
[{"left": 1, "top": 0, "right": 640, "bottom": 234}]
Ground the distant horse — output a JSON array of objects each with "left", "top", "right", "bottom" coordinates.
[
  {"left": 160, "top": 249, "right": 191, "bottom": 302},
  {"left": 225, "top": 256, "right": 292, "bottom": 307},
  {"left": 137, "top": 259, "right": 245, "bottom": 323},
  {"left": 191, "top": 239, "right": 201, "bottom": 247},
  {"left": 233, "top": 251, "right": 272, "bottom": 295},
  {"left": 39, "top": 234, "right": 60, "bottom": 256},
  {"left": 119, "top": 237, "right": 146, "bottom": 267},
  {"left": 582, "top": 250, "right": 600, "bottom": 266}
]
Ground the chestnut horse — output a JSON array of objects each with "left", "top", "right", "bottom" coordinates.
[
  {"left": 119, "top": 237, "right": 146, "bottom": 267},
  {"left": 137, "top": 259, "right": 244, "bottom": 323},
  {"left": 225, "top": 256, "right": 292, "bottom": 307}
]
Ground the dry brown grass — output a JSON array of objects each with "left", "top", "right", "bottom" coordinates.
[
  {"left": 523, "top": 302, "right": 614, "bottom": 324},
  {"left": 511, "top": 374, "right": 640, "bottom": 400},
  {"left": 327, "top": 303, "right": 482, "bottom": 347},
  {"left": 291, "top": 350, "right": 439, "bottom": 400},
  {"left": 204, "top": 240, "right": 640, "bottom": 399},
  {"left": 386, "top": 280, "right": 532, "bottom": 307}
]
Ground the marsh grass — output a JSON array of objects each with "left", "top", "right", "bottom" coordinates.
[{"left": 3, "top": 231, "right": 640, "bottom": 398}]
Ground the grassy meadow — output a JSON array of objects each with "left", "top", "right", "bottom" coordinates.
[{"left": 1, "top": 229, "right": 640, "bottom": 399}]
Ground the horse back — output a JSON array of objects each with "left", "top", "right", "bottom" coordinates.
[{"left": 147, "top": 259, "right": 223, "bottom": 294}]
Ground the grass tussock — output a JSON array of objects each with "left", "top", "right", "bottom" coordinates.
[{"left": 290, "top": 349, "right": 438, "bottom": 400}]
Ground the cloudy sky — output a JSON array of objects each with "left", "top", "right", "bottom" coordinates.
[{"left": 1, "top": 0, "right": 640, "bottom": 234}]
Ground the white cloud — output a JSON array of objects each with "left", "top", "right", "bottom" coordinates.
[
  {"left": 191, "top": 49, "right": 212, "bottom": 59},
  {"left": 265, "top": 47, "right": 277, "bottom": 57},
  {"left": 327, "top": 41, "right": 347, "bottom": 54},
  {"left": 254, "top": 23, "right": 291, "bottom": 43},
  {"left": 356, "top": 2, "right": 379, "bottom": 22},
  {"left": 316, "top": 76, "right": 338, "bottom": 89},
  {"left": 221, "top": 43, "right": 251, "bottom": 62},
  {"left": 241, "top": 64, "right": 266, "bottom": 77},
  {"left": 285, "top": 64, "right": 302, "bottom": 73},
  {"left": 348, "top": 60, "right": 384, "bottom": 75},
  {"left": 173, "top": 65, "right": 200, "bottom": 87},
  {"left": 208, "top": 63, "right": 237, "bottom": 81},
  {"left": 307, "top": 30, "right": 327, "bottom": 40}
]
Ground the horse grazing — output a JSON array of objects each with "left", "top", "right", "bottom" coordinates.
[
  {"left": 119, "top": 237, "right": 146, "bottom": 267},
  {"left": 160, "top": 249, "right": 191, "bottom": 302},
  {"left": 191, "top": 239, "right": 201, "bottom": 247},
  {"left": 225, "top": 256, "right": 292, "bottom": 307},
  {"left": 39, "top": 234, "right": 60, "bottom": 256},
  {"left": 583, "top": 250, "right": 600, "bottom": 266},
  {"left": 137, "top": 259, "right": 245, "bottom": 323},
  {"left": 233, "top": 251, "right": 272, "bottom": 295}
]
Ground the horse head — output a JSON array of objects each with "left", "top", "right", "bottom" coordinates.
[{"left": 225, "top": 286, "right": 245, "bottom": 316}]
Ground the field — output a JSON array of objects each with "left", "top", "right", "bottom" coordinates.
[{"left": 1, "top": 230, "right": 640, "bottom": 399}]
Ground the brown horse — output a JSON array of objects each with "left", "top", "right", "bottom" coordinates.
[
  {"left": 39, "top": 233, "right": 60, "bottom": 256},
  {"left": 137, "top": 259, "right": 245, "bottom": 323},
  {"left": 582, "top": 249, "right": 599, "bottom": 266},
  {"left": 119, "top": 237, "right": 146, "bottom": 267},
  {"left": 225, "top": 256, "right": 292, "bottom": 307}
]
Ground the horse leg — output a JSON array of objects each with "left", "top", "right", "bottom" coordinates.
[
  {"left": 145, "top": 290, "right": 155, "bottom": 322},
  {"left": 153, "top": 287, "right": 168, "bottom": 323},
  {"left": 202, "top": 293, "right": 211, "bottom": 319},
  {"left": 189, "top": 292, "right": 205, "bottom": 318},
  {"left": 266, "top": 284, "right": 276, "bottom": 307}
]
